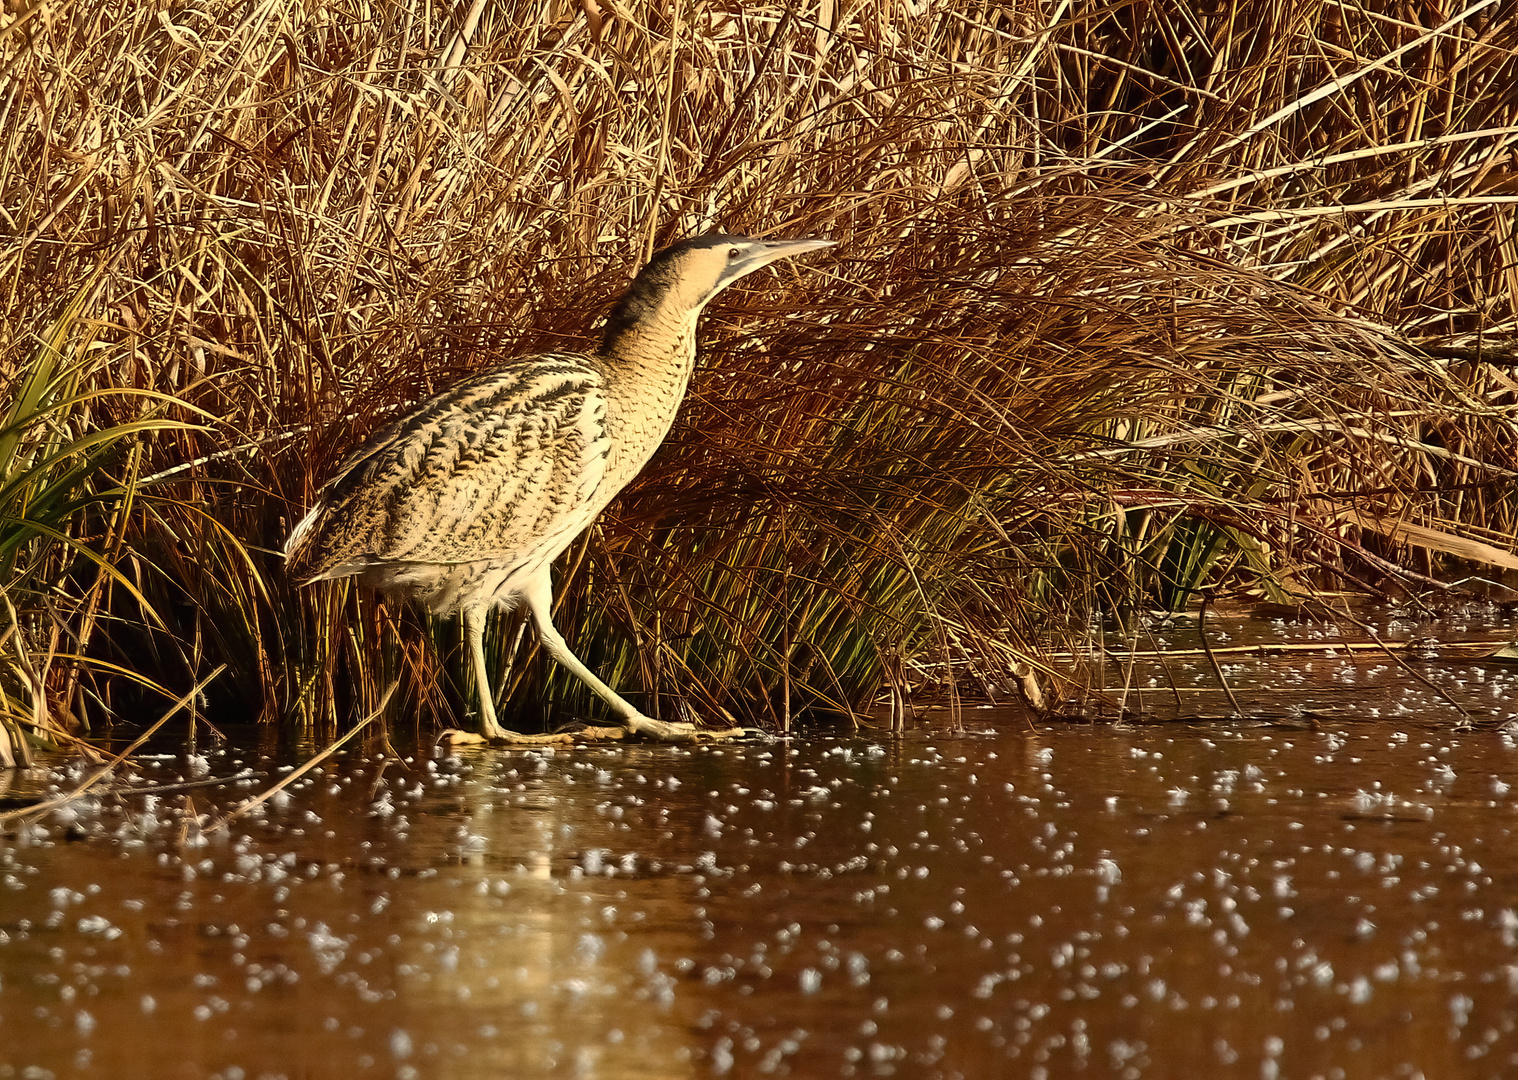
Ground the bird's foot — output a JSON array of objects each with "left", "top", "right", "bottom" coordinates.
[
  {"left": 488, "top": 727, "right": 575, "bottom": 746},
  {"left": 577, "top": 725, "right": 629, "bottom": 741},
  {"left": 607, "top": 715, "right": 765, "bottom": 743},
  {"left": 441, "top": 725, "right": 573, "bottom": 748}
]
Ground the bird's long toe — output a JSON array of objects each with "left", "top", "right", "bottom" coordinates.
[
  {"left": 483, "top": 725, "right": 574, "bottom": 746},
  {"left": 439, "top": 727, "right": 573, "bottom": 748},
  {"left": 575, "top": 725, "right": 628, "bottom": 741},
  {"left": 621, "top": 716, "right": 764, "bottom": 743}
]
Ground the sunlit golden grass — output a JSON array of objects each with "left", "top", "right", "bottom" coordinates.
[
  {"left": 3, "top": 0, "right": 1517, "bottom": 737},
  {"left": 0, "top": 281, "right": 207, "bottom": 760}
]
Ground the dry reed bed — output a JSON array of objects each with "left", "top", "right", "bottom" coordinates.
[{"left": 2, "top": 0, "right": 1517, "bottom": 743}]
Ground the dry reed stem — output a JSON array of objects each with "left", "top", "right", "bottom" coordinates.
[{"left": 206, "top": 678, "right": 395, "bottom": 834}]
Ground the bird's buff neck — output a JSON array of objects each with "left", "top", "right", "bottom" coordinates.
[{"left": 594, "top": 281, "right": 705, "bottom": 473}]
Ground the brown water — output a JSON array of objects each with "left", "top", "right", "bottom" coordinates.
[{"left": 4, "top": 610, "right": 1518, "bottom": 1079}]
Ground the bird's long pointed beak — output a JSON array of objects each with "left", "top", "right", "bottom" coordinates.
[
  {"left": 756, "top": 237, "right": 836, "bottom": 262},
  {"left": 722, "top": 237, "right": 834, "bottom": 288}
]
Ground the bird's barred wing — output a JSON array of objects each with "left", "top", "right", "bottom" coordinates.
[{"left": 287, "top": 355, "right": 611, "bottom": 577}]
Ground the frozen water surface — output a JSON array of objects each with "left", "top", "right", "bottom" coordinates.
[{"left": 4, "top": 718, "right": 1518, "bottom": 1078}]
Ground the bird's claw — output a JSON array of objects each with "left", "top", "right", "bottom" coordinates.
[
  {"left": 581, "top": 717, "right": 768, "bottom": 743},
  {"left": 445, "top": 721, "right": 768, "bottom": 748},
  {"left": 577, "top": 725, "right": 628, "bottom": 741},
  {"left": 497, "top": 731, "right": 576, "bottom": 745},
  {"left": 460, "top": 724, "right": 573, "bottom": 746}
]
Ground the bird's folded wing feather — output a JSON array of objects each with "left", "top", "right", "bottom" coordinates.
[{"left": 288, "top": 355, "right": 610, "bottom": 574}]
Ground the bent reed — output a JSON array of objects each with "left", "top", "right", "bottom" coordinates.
[{"left": 3, "top": 0, "right": 1517, "bottom": 749}]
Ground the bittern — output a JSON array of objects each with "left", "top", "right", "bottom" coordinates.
[{"left": 286, "top": 235, "right": 832, "bottom": 743}]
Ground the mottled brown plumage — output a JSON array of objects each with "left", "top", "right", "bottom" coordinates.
[{"left": 286, "top": 235, "right": 832, "bottom": 742}]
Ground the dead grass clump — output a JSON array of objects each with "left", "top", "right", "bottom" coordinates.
[{"left": 3, "top": 1, "right": 1516, "bottom": 732}]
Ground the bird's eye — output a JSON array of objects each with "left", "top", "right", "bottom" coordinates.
[{"left": 728, "top": 247, "right": 741, "bottom": 259}]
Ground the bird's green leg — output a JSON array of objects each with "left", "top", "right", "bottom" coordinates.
[
  {"left": 523, "top": 581, "right": 756, "bottom": 743},
  {"left": 465, "top": 605, "right": 571, "bottom": 745}
]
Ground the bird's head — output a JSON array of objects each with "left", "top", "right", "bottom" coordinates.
[
  {"left": 600, "top": 234, "right": 833, "bottom": 351},
  {"left": 670, "top": 234, "right": 836, "bottom": 305}
]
